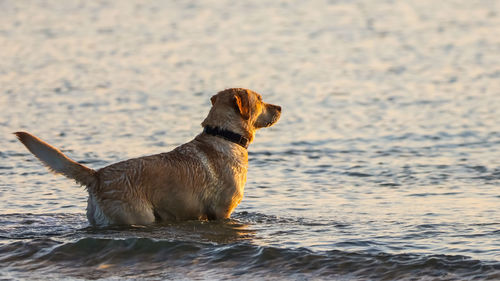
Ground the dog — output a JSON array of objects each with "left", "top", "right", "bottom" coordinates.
[{"left": 15, "top": 88, "right": 281, "bottom": 226}]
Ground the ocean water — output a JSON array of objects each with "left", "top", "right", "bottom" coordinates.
[{"left": 1, "top": 0, "right": 499, "bottom": 280}]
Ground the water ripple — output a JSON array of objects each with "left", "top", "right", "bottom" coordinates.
[{"left": 1, "top": 237, "right": 499, "bottom": 280}]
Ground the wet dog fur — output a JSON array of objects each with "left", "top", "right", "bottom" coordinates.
[{"left": 15, "top": 88, "right": 281, "bottom": 226}]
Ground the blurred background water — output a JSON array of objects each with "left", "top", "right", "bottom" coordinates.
[{"left": 1, "top": 0, "right": 499, "bottom": 280}]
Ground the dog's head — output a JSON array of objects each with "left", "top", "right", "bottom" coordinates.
[{"left": 202, "top": 88, "right": 281, "bottom": 143}]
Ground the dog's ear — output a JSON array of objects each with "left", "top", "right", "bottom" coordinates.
[
  {"left": 233, "top": 92, "right": 250, "bottom": 120},
  {"left": 210, "top": 95, "right": 217, "bottom": 106}
]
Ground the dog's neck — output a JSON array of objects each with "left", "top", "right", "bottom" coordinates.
[{"left": 203, "top": 126, "right": 249, "bottom": 149}]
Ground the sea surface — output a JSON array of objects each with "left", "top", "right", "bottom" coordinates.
[{"left": 1, "top": 0, "right": 499, "bottom": 280}]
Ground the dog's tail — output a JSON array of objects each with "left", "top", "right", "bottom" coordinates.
[{"left": 14, "top": 132, "right": 97, "bottom": 187}]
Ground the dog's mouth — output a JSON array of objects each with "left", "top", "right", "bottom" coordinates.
[
  {"left": 264, "top": 112, "right": 281, "bottom": 127},
  {"left": 265, "top": 118, "right": 277, "bottom": 127}
]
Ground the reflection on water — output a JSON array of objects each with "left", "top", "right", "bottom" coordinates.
[
  {"left": 1, "top": 0, "right": 499, "bottom": 280},
  {"left": 81, "top": 219, "right": 255, "bottom": 244}
]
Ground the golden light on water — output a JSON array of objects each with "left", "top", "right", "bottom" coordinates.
[{"left": 1, "top": 0, "right": 499, "bottom": 279}]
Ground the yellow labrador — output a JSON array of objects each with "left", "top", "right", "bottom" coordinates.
[{"left": 15, "top": 88, "right": 281, "bottom": 225}]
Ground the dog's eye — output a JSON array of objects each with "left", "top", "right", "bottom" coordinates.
[{"left": 258, "top": 95, "right": 263, "bottom": 102}]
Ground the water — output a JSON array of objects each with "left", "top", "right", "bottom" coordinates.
[{"left": 1, "top": 0, "right": 499, "bottom": 280}]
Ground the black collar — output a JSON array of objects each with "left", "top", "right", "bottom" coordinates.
[{"left": 203, "top": 126, "right": 249, "bottom": 149}]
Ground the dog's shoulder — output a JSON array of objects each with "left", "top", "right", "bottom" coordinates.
[{"left": 192, "top": 135, "right": 249, "bottom": 167}]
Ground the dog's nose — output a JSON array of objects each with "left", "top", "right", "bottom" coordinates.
[{"left": 275, "top": 105, "right": 282, "bottom": 112}]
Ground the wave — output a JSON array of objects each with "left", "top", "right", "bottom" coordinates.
[{"left": 1, "top": 237, "right": 499, "bottom": 280}]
